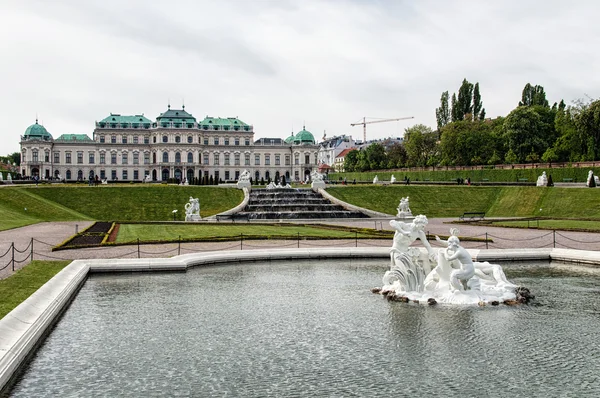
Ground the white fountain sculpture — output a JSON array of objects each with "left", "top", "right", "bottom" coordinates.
[
  {"left": 144, "top": 175, "right": 152, "bottom": 183},
  {"left": 381, "top": 219, "right": 517, "bottom": 305},
  {"left": 390, "top": 175, "right": 396, "bottom": 183},
  {"left": 311, "top": 170, "right": 326, "bottom": 189},
  {"left": 184, "top": 196, "right": 201, "bottom": 221},
  {"left": 6, "top": 174, "right": 12, "bottom": 183},
  {"left": 536, "top": 171, "right": 548, "bottom": 187},
  {"left": 373, "top": 175, "right": 379, "bottom": 184},
  {"left": 396, "top": 196, "right": 412, "bottom": 218},
  {"left": 237, "top": 169, "right": 251, "bottom": 189}
]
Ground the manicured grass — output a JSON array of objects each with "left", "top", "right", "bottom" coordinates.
[
  {"left": 327, "top": 185, "right": 600, "bottom": 218},
  {"left": 115, "top": 223, "right": 392, "bottom": 243},
  {"left": 491, "top": 219, "right": 600, "bottom": 232},
  {"left": 0, "top": 260, "right": 70, "bottom": 319}
]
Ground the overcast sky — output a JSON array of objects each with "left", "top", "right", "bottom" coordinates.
[{"left": 2, "top": 0, "right": 599, "bottom": 154}]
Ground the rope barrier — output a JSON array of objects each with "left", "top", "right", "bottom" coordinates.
[
  {"left": 486, "top": 232, "right": 552, "bottom": 241},
  {"left": 33, "top": 252, "right": 72, "bottom": 260},
  {"left": 13, "top": 241, "right": 32, "bottom": 254},
  {"left": 555, "top": 231, "right": 600, "bottom": 243},
  {"left": 32, "top": 238, "right": 56, "bottom": 247},
  {"left": 138, "top": 247, "right": 179, "bottom": 256},
  {"left": 0, "top": 245, "right": 12, "bottom": 258},
  {"left": 0, "top": 260, "right": 12, "bottom": 271}
]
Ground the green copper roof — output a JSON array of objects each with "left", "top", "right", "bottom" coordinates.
[
  {"left": 294, "top": 127, "right": 315, "bottom": 144},
  {"left": 55, "top": 134, "right": 93, "bottom": 142},
  {"left": 99, "top": 114, "right": 152, "bottom": 124},
  {"left": 284, "top": 133, "right": 295, "bottom": 144},
  {"left": 198, "top": 116, "right": 250, "bottom": 131},
  {"left": 156, "top": 106, "right": 197, "bottom": 122},
  {"left": 23, "top": 120, "right": 52, "bottom": 140}
]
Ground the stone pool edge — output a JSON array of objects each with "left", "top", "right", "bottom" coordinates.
[{"left": 1, "top": 247, "right": 599, "bottom": 391}]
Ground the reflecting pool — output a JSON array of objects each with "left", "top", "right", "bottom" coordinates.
[{"left": 7, "top": 259, "right": 600, "bottom": 397}]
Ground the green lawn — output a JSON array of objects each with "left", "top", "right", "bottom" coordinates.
[
  {"left": 491, "top": 219, "right": 600, "bottom": 232},
  {"left": 115, "top": 223, "right": 392, "bottom": 243},
  {"left": 0, "top": 260, "right": 70, "bottom": 319}
]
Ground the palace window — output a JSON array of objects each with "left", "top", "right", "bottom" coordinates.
[
  {"left": 305, "top": 155, "right": 310, "bottom": 164},
  {"left": 175, "top": 152, "right": 181, "bottom": 163},
  {"left": 54, "top": 152, "right": 60, "bottom": 164},
  {"left": 203, "top": 153, "right": 209, "bottom": 165},
  {"left": 111, "top": 153, "right": 117, "bottom": 164},
  {"left": 122, "top": 170, "right": 128, "bottom": 180},
  {"left": 122, "top": 153, "right": 128, "bottom": 164},
  {"left": 162, "top": 152, "right": 169, "bottom": 163},
  {"left": 285, "top": 155, "right": 290, "bottom": 166},
  {"left": 187, "top": 136, "right": 193, "bottom": 144},
  {"left": 99, "top": 135, "right": 105, "bottom": 143},
  {"left": 224, "top": 138, "right": 229, "bottom": 145},
  {"left": 134, "top": 170, "right": 139, "bottom": 180},
  {"left": 214, "top": 138, "right": 219, "bottom": 145},
  {"left": 214, "top": 153, "right": 220, "bottom": 165},
  {"left": 234, "top": 153, "right": 240, "bottom": 166},
  {"left": 133, "top": 136, "right": 139, "bottom": 144},
  {"left": 162, "top": 135, "right": 168, "bottom": 143},
  {"left": 111, "top": 136, "right": 116, "bottom": 144},
  {"left": 77, "top": 152, "right": 83, "bottom": 164},
  {"left": 144, "top": 153, "right": 150, "bottom": 164},
  {"left": 66, "top": 170, "right": 71, "bottom": 180},
  {"left": 133, "top": 153, "right": 139, "bottom": 165},
  {"left": 295, "top": 154, "right": 299, "bottom": 165},
  {"left": 245, "top": 139, "right": 250, "bottom": 146},
  {"left": 33, "top": 150, "right": 39, "bottom": 162},
  {"left": 245, "top": 153, "right": 250, "bottom": 166},
  {"left": 225, "top": 171, "right": 230, "bottom": 180},
  {"left": 265, "top": 155, "right": 270, "bottom": 166},
  {"left": 111, "top": 170, "right": 117, "bottom": 180},
  {"left": 204, "top": 138, "right": 209, "bottom": 145},
  {"left": 187, "top": 152, "right": 193, "bottom": 163},
  {"left": 235, "top": 138, "right": 240, "bottom": 146},
  {"left": 44, "top": 152, "right": 50, "bottom": 162},
  {"left": 144, "top": 136, "right": 149, "bottom": 144},
  {"left": 89, "top": 153, "right": 95, "bottom": 164},
  {"left": 255, "top": 155, "right": 260, "bottom": 165},
  {"left": 65, "top": 152, "right": 71, "bottom": 164},
  {"left": 175, "top": 136, "right": 181, "bottom": 143},
  {"left": 122, "top": 136, "right": 127, "bottom": 144},
  {"left": 275, "top": 155, "right": 280, "bottom": 166},
  {"left": 224, "top": 154, "right": 230, "bottom": 166},
  {"left": 100, "top": 170, "right": 106, "bottom": 179},
  {"left": 100, "top": 153, "right": 106, "bottom": 164}
]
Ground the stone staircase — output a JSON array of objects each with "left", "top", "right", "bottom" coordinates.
[{"left": 235, "top": 188, "right": 369, "bottom": 220}]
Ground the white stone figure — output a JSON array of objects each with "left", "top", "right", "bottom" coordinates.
[
  {"left": 390, "top": 175, "right": 396, "bottom": 183},
  {"left": 381, "top": 224, "right": 518, "bottom": 305},
  {"left": 311, "top": 170, "right": 326, "bottom": 189},
  {"left": 185, "top": 196, "right": 201, "bottom": 221},
  {"left": 396, "top": 196, "right": 412, "bottom": 218},
  {"left": 0, "top": 173, "right": 3, "bottom": 181},
  {"left": 536, "top": 171, "right": 548, "bottom": 187},
  {"left": 266, "top": 181, "right": 277, "bottom": 190},
  {"left": 587, "top": 170, "right": 595, "bottom": 187},
  {"left": 373, "top": 175, "right": 379, "bottom": 184},
  {"left": 101, "top": 178, "right": 108, "bottom": 185},
  {"left": 57, "top": 173, "right": 62, "bottom": 181},
  {"left": 383, "top": 215, "right": 436, "bottom": 292},
  {"left": 237, "top": 169, "right": 251, "bottom": 189},
  {"left": 144, "top": 175, "right": 152, "bottom": 183},
  {"left": 6, "top": 174, "right": 12, "bottom": 183}
]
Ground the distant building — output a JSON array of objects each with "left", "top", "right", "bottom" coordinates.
[
  {"left": 19, "top": 106, "right": 319, "bottom": 183},
  {"left": 317, "top": 134, "right": 355, "bottom": 167},
  {"left": 334, "top": 148, "right": 358, "bottom": 173}
]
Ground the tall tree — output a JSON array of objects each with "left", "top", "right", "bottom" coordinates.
[
  {"left": 575, "top": 99, "right": 600, "bottom": 161},
  {"left": 386, "top": 143, "right": 407, "bottom": 168},
  {"left": 343, "top": 149, "right": 359, "bottom": 172},
  {"left": 503, "top": 106, "right": 545, "bottom": 163},
  {"left": 456, "top": 78, "right": 474, "bottom": 121},
  {"left": 404, "top": 124, "right": 437, "bottom": 167},
  {"left": 364, "top": 143, "right": 387, "bottom": 170},
  {"left": 519, "top": 83, "right": 549, "bottom": 107},
  {"left": 473, "top": 83, "right": 485, "bottom": 120},
  {"left": 451, "top": 93, "right": 458, "bottom": 122},
  {"left": 435, "top": 91, "right": 450, "bottom": 130}
]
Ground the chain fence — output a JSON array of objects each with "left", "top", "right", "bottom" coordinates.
[{"left": 1, "top": 230, "right": 599, "bottom": 276}]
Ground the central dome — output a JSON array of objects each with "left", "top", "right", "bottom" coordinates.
[
  {"left": 23, "top": 120, "right": 52, "bottom": 140},
  {"left": 293, "top": 126, "right": 315, "bottom": 144}
]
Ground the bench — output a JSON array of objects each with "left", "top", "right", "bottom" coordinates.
[
  {"left": 459, "top": 212, "right": 485, "bottom": 221},
  {"left": 562, "top": 178, "right": 574, "bottom": 182},
  {"left": 216, "top": 214, "right": 250, "bottom": 222},
  {"left": 518, "top": 178, "right": 528, "bottom": 182}
]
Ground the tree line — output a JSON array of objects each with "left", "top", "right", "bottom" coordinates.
[{"left": 344, "top": 80, "right": 600, "bottom": 171}]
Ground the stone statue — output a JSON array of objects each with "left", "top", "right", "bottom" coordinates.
[
  {"left": 0, "top": 173, "right": 3, "bottom": 181},
  {"left": 380, "top": 220, "right": 519, "bottom": 305},
  {"left": 373, "top": 175, "right": 379, "bottom": 184},
  {"left": 237, "top": 169, "right": 251, "bottom": 189},
  {"left": 587, "top": 170, "right": 596, "bottom": 187},
  {"left": 144, "top": 175, "right": 152, "bottom": 183},
  {"left": 536, "top": 171, "right": 548, "bottom": 187},
  {"left": 390, "top": 175, "right": 396, "bottom": 183},
  {"left": 6, "top": 174, "right": 12, "bottom": 183},
  {"left": 311, "top": 170, "right": 326, "bottom": 189},
  {"left": 396, "top": 196, "right": 412, "bottom": 218},
  {"left": 185, "top": 196, "right": 201, "bottom": 221}
]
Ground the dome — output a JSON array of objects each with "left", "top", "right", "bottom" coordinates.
[
  {"left": 23, "top": 120, "right": 52, "bottom": 140},
  {"left": 293, "top": 127, "right": 315, "bottom": 144},
  {"left": 284, "top": 132, "right": 295, "bottom": 144}
]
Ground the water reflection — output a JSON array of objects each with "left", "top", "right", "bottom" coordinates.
[{"left": 7, "top": 260, "right": 600, "bottom": 397}]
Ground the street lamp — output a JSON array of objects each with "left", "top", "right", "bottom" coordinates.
[{"left": 172, "top": 209, "right": 178, "bottom": 221}]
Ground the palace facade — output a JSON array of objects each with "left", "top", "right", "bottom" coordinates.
[{"left": 19, "top": 106, "right": 319, "bottom": 183}]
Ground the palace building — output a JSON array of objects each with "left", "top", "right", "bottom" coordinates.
[{"left": 19, "top": 106, "right": 319, "bottom": 183}]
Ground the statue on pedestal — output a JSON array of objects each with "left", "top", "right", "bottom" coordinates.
[{"left": 185, "top": 196, "right": 201, "bottom": 221}]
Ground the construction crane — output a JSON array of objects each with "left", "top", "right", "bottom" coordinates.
[{"left": 351, "top": 116, "right": 414, "bottom": 143}]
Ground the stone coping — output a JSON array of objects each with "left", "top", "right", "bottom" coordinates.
[{"left": 2, "top": 247, "right": 600, "bottom": 392}]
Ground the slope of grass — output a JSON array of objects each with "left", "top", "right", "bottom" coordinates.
[
  {"left": 5, "top": 185, "right": 244, "bottom": 222},
  {"left": 0, "top": 187, "right": 91, "bottom": 231},
  {"left": 115, "top": 223, "right": 391, "bottom": 243},
  {"left": 327, "top": 185, "right": 600, "bottom": 218},
  {"left": 0, "top": 260, "right": 70, "bottom": 319}
]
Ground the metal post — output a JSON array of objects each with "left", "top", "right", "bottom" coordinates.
[
  {"left": 355, "top": 231, "right": 358, "bottom": 247},
  {"left": 240, "top": 233, "right": 243, "bottom": 250},
  {"left": 553, "top": 230, "right": 556, "bottom": 248},
  {"left": 75, "top": 224, "right": 79, "bottom": 234},
  {"left": 137, "top": 238, "right": 140, "bottom": 258},
  {"left": 297, "top": 232, "right": 300, "bottom": 248},
  {"left": 485, "top": 232, "right": 488, "bottom": 249},
  {"left": 178, "top": 235, "right": 181, "bottom": 255},
  {"left": 30, "top": 238, "right": 34, "bottom": 262},
  {"left": 11, "top": 242, "right": 15, "bottom": 271}
]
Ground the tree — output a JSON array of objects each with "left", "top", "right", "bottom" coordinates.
[
  {"left": 473, "top": 83, "right": 485, "bottom": 121},
  {"left": 451, "top": 93, "right": 458, "bottom": 122},
  {"left": 386, "top": 143, "right": 408, "bottom": 168},
  {"left": 364, "top": 143, "right": 386, "bottom": 170},
  {"left": 435, "top": 91, "right": 450, "bottom": 130},
  {"left": 519, "top": 83, "right": 549, "bottom": 107},
  {"left": 343, "top": 149, "right": 359, "bottom": 172},
  {"left": 404, "top": 124, "right": 437, "bottom": 167},
  {"left": 503, "top": 106, "right": 546, "bottom": 163},
  {"left": 456, "top": 78, "right": 474, "bottom": 121},
  {"left": 575, "top": 99, "right": 600, "bottom": 161}
]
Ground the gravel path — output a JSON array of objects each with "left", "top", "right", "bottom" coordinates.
[{"left": 2, "top": 218, "right": 599, "bottom": 280}]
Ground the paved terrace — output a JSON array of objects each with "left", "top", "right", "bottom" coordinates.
[{"left": 2, "top": 218, "right": 600, "bottom": 280}]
